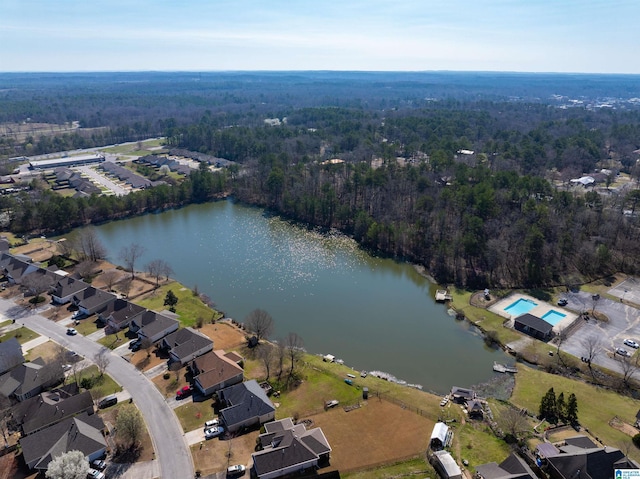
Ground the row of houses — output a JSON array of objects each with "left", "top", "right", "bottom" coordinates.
[
  {"left": 45, "top": 167, "right": 102, "bottom": 197},
  {"left": 98, "top": 161, "right": 157, "bottom": 189},
  {"left": 135, "top": 154, "right": 192, "bottom": 176}
]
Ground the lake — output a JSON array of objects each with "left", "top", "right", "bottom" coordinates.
[{"left": 80, "top": 200, "right": 506, "bottom": 394}]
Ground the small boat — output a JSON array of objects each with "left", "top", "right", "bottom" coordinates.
[
  {"left": 346, "top": 373, "right": 356, "bottom": 378},
  {"left": 344, "top": 378, "right": 353, "bottom": 385},
  {"left": 493, "top": 362, "right": 518, "bottom": 373}
]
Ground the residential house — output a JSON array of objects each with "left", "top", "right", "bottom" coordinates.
[
  {"left": 20, "top": 412, "right": 106, "bottom": 471},
  {"left": 252, "top": 417, "right": 332, "bottom": 479},
  {"left": 219, "top": 380, "right": 276, "bottom": 433},
  {"left": 432, "top": 450, "right": 462, "bottom": 479},
  {"left": 514, "top": 314, "right": 553, "bottom": 341},
  {"left": 130, "top": 310, "right": 179, "bottom": 343},
  {"left": 72, "top": 287, "right": 116, "bottom": 316},
  {"left": 546, "top": 436, "right": 640, "bottom": 479},
  {"left": 0, "top": 337, "right": 24, "bottom": 375},
  {"left": 430, "top": 422, "right": 450, "bottom": 450},
  {"left": 1, "top": 255, "right": 40, "bottom": 284},
  {"left": 189, "top": 350, "right": 244, "bottom": 396},
  {"left": 450, "top": 386, "right": 475, "bottom": 404},
  {"left": 10, "top": 384, "right": 94, "bottom": 435},
  {"left": 476, "top": 453, "right": 539, "bottom": 479},
  {"left": 160, "top": 327, "right": 213, "bottom": 365},
  {"left": 97, "top": 299, "right": 145, "bottom": 331},
  {"left": 0, "top": 357, "right": 63, "bottom": 401},
  {"left": 51, "top": 277, "right": 90, "bottom": 305},
  {"left": 466, "top": 399, "right": 484, "bottom": 419}
]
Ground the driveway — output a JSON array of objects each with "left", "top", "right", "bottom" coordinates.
[
  {"left": 559, "top": 291, "right": 640, "bottom": 374},
  {"left": 0, "top": 299, "right": 194, "bottom": 479}
]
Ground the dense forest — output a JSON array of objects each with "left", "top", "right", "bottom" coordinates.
[{"left": 2, "top": 72, "right": 640, "bottom": 288}]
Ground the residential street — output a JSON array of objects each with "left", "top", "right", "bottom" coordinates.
[{"left": 0, "top": 299, "right": 194, "bottom": 479}]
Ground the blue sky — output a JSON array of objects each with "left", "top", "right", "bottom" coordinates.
[{"left": 1, "top": 0, "right": 638, "bottom": 73}]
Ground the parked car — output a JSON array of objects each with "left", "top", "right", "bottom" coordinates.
[
  {"left": 87, "top": 468, "right": 105, "bottom": 479},
  {"left": 62, "top": 364, "right": 72, "bottom": 371},
  {"left": 176, "top": 386, "right": 191, "bottom": 399},
  {"left": 98, "top": 395, "right": 118, "bottom": 409},
  {"left": 91, "top": 459, "right": 107, "bottom": 471},
  {"left": 227, "top": 464, "right": 246, "bottom": 476},
  {"left": 557, "top": 298, "right": 568, "bottom": 306},
  {"left": 624, "top": 339, "right": 640, "bottom": 349},
  {"left": 205, "top": 418, "right": 220, "bottom": 427},
  {"left": 204, "top": 426, "right": 224, "bottom": 439},
  {"left": 325, "top": 399, "right": 339, "bottom": 408},
  {"left": 66, "top": 327, "right": 78, "bottom": 335},
  {"left": 616, "top": 348, "right": 631, "bottom": 357}
]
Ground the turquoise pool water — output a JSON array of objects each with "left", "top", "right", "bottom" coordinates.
[
  {"left": 541, "top": 310, "right": 566, "bottom": 326},
  {"left": 504, "top": 298, "right": 538, "bottom": 316}
]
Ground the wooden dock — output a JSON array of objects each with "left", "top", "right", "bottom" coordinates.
[{"left": 435, "top": 290, "right": 453, "bottom": 302}]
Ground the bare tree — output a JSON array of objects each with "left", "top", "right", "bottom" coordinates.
[
  {"left": 76, "top": 227, "right": 107, "bottom": 262},
  {"left": 257, "top": 344, "right": 276, "bottom": 381},
  {"left": 275, "top": 340, "right": 286, "bottom": 382},
  {"left": 101, "top": 270, "right": 120, "bottom": 292},
  {"left": 0, "top": 393, "right": 12, "bottom": 447},
  {"left": 94, "top": 348, "right": 110, "bottom": 377},
  {"left": 119, "top": 276, "right": 133, "bottom": 298},
  {"left": 141, "top": 337, "right": 154, "bottom": 358},
  {"left": 45, "top": 450, "right": 89, "bottom": 479},
  {"left": 245, "top": 309, "right": 275, "bottom": 342},
  {"left": 75, "top": 260, "right": 96, "bottom": 279},
  {"left": 21, "top": 271, "right": 54, "bottom": 304},
  {"left": 119, "top": 243, "right": 146, "bottom": 279},
  {"left": 115, "top": 404, "right": 143, "bottom": 448},
  {"left": 146, "top": 259, "right": 173, "bottom": 287},
  {"left": 285, "top": 332, "right": 304, "bottom": 377},
  {"left": 497, "top": 406, "right": 530, "bottom": 441},
  {"left": 619, "top": 355, "right": 639, "bottom": 388},
  {"left": 581, "top": 335, "right": 603, "bottom": 371}
]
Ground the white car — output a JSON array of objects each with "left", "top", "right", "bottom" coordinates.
[
  {"left": 87, "top": 468, "right": 105, "bottom": 479},
  {"left": 624, "top": 339, "right": 640, "bottom": 349},
  {"left": 227, "top": 464, "right": 246, "bottom": 476},
  {"left": 66, "top": 327, "right": 78, "bottom": 335},
  {"left": 204, "top": 418, "right": 220, "bottom": 427},
  {"left": 204, "top": 426, "right": 224, "bottom": 439},
  {"left": 616, "top": 348, "right": 631, "bottom": 357}
]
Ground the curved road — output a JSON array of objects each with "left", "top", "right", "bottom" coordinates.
[{"left": 0, "top": 300, "right": 193, "bottom": 479}]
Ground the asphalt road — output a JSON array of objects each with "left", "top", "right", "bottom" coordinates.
[{"left": 0, "top": 299, "right": 194, "bottom": 479}]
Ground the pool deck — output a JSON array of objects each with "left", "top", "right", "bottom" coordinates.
[{"left": 489, "top": 293, "right": 578, "bottom": 333}]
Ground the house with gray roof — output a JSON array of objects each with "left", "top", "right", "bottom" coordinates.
[
  {"left": 218, "top": 379, "right": 275, "bottom": 433},
  {"left": 72, "top": 287, "right": 116, "bottom": 316},
  {"left": 0, "top": 337, "right": 24, "bottom": 375},
  {"left": 20, "top": 412, "right": 106, "bottom": 471},
  {"left": 252, "top": 417, "right": 332, "bottom": 479},
  {"left": 514, "top": 314, "right": 554, "bottom": 341},
  {"left": 476, "top": 453, "right": 539, "bottom": 479},
  {"left": 51, "top": 277, "right": 90, "bottom": 304},
  {"left": 130, "top": 310, "right": 179, "bottom": 343},
  {"left": 159, "top": 327, "right": 213, "bottom": 365},
  {"left": 97, "top": 298, "right": 145, "bottom": 331},
  {"left": 0, "top": 357, "right": 63, "bottom": 401},
  {"left": 189, "top": 350, "right": 244, "bottom": 396},
  {"left": 1, "top": 255, "right": 40, "bottom": 284},
  {"left": 10, "top": 384, "right": 94, "bottom": 435}
]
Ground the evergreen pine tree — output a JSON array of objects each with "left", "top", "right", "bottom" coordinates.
[{"left": 566, "top": 393, "right": 578, "bottom": 425}]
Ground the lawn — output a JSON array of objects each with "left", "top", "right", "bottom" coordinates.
[
  {"left": 135, "top": 282, "right": 223, "bottom": 327},
  {"left": 76, "top": 365, "right": 122, "bottom": 399},
  {"left": 174, "top": 400, "right": 217, "bottom": 432},
  {"left": 191, "top": 431, "right": 260, "bottom": 477},
  {"left": 99, "top": 402, "right": 155, "bottom": 462},
  {"left": 73, "top": 317, "right": 102, "bottom": 336},
  {"left": 98, "top": 334, "right": 127, "bottom": 350},
  {"left": 0, "top": 326, "right": 39, "bottom": 344},
  {"left": 511, "top": 364, "right": 640, "bottom": 461},
  {"left": 343, "top": 457, "right": 434, "bottom": 479},
  {"left": 0, "top": 319, "right": 11, "bottom": 328},
  {"left": 453, "top": 421, "right": 511, "bottom": 472}
]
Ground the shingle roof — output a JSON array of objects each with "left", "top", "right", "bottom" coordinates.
[
  {"left": 0, "top": 337, "right": 24, "bottom": 375},
  {"left": 136, "top": 311, "right": 179, "bottom": 340},
  {"left": 20, "top": 412, "right": 105, "bottom": 470},
  {"left": 98, "top": 299, "right": 145, "bottom": 327},
  {"left": 162, "top": 328, "right": 212, "bottom": 362},
  {"left": 73, "top": 287, "right": 116, "bottom": 311},
  {"left": 514, "top": 314, "right": 553, "bottom": 334},
  {"left": 219, "top": 380, "right": 275, "bottom": 429},
  {"left": 191, "top": 350, "right": 243, "bottom": 390},
  {"left": 0, "top": 357, "right": 61, "bottom": 399},
  {"left": 52, "top": 277, "right": 90, "bottom": 300}
]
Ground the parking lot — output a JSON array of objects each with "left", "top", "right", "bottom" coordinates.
[{"left": 559, "top": 290, "right": 640, "bottom": 374}]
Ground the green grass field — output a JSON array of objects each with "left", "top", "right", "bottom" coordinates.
[
  {"left": 174, "top": 400, "right": 217, "bottom": 432},
  {"left": 135, "top": 282, "right": 223, "bottom": 327},
  {"left": 76, "top": 365, "right": 122, "bottom": 398},
  {"left": 0, "top": 326, "right": 39, "bottom": 344}
]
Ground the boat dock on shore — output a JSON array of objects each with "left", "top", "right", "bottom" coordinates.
[
  {"left": 435, "top": 290, "right": 453, "bottom": 302},
  {"left": 493, "top": 362, "right": 518, "bottom": 373}
]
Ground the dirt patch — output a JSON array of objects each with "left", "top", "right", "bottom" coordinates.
[
  {"left": 0, "top": 452, "right": 36, "bottom": 479},
  {"left": 307, "top": 398, "right": 434, "bottom": 473},
  {"left": 198, "top": 321, "right": 246, "bottom": 351},
  {"left": 192, "top": 430, "right": 260, "bottom": 476},
  {"left": 131, "top": 349, "right": 166, "bottom": 372},
  {"left": 24, "top": 340, "right": 60, "bottom": 361},
  {"left": 152, "top": 368, "right": 189, "bottom": 398},
  {"left": 609, "top": 417, "right": 640, "bottom": 437}
]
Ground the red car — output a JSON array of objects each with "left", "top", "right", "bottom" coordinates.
[{"left": 176, "top": 386, "right": 191, "bottom": 399}]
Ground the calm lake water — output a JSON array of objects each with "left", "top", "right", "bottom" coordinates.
[{"left": 80, "top": 200, "right": 505, "bottom": 394}]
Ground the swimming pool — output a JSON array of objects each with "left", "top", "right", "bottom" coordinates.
[
  {"left": 541, "top": 310, "right": 566, "bottom": 326},
  {"left": 504, "top": 298, "right": 538, "bottom": 317}
]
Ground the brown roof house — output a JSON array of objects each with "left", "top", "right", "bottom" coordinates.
[
  {"left": 252, "top": 417, "right": 332, "bottom": 479},
  {"left": 97, "top": 299, "right": 145, "bottom": 332},
  {"left": 0, "top": 357, "right": 63, "bottom": 402},
  {"left": 188, "top": 350, "right": 244, "bottom": 396},
  {"left": 219, "top": 380, "right": 276, "bottom": 433},
  {"left": 72, "top": 287, "right": 116, "bottom": 316},
  {"left": 20, "top": 412, "right": 106, "bottom": 471},
  {"left": 0, "top": 337, "right": 24, "bottom": 375},
  {"left": 10, "top": 384, "right": 94, "bottom": 435},
  {"left": 51, "top": 277, "right": 90, "bottom": 305},
  {"left": 160, "top": 327, "right": 213, "bottom": 365},
  {"left": 130, "top": 310, "right": 179, "bottom": 343}
]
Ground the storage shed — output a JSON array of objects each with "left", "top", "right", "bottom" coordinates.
[{"left": 430, "top": 422, "right": 450, "bottom": 450}]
